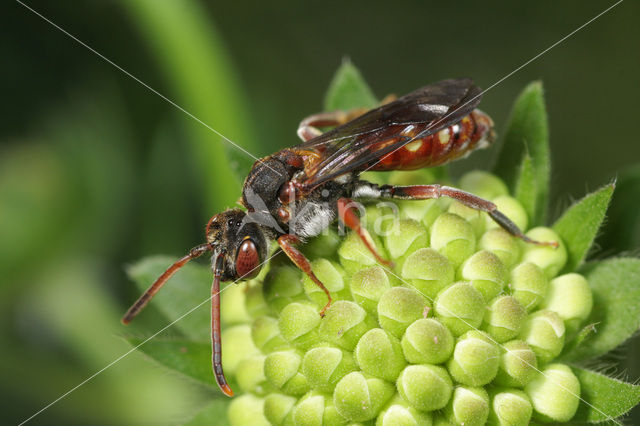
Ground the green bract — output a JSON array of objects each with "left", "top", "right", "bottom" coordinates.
[{"left": 128, "top": 67, "right": 640, "bottom": 425}]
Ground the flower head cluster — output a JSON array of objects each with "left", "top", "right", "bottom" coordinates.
[{"left": 224, "top": 170, "right": 592, "bottom": 425}]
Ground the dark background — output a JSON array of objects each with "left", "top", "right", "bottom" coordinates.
[{"left": 2, "top": 0, "right": 639, "bottom": 424}]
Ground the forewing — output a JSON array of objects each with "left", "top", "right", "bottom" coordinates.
[{"left": 295, "top": 79, "right": 482, "bottom": 188}]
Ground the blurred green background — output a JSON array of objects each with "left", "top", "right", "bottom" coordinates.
[{"left": 3, "top": 0, "right": 639, "bottom": 424}]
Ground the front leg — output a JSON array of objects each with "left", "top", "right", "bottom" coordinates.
[
  {"left": 278, "top": 234, "right": 333, "bottom": 316},
  {"left": 382, "top": 184, "right": 558, "bottom": 247}
]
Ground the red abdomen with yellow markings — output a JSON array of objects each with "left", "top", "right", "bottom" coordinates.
[{"left": 369, "top": 109, "right": 495, "bottom": 171}]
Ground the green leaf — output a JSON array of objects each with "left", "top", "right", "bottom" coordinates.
[
  {"left": 553, "top": 183, "right": 615, "bottom": 272},
  {"left": 561, "top": 258, "right": 640, "bottom": 362},
  {"left": 124, "top": 0, "right": 257, "bottom": 211},
  {"left": 127, "top": 256, "right": 212, "bottom": 341},
  {"left": 599, "top": 164, "right": 640, "bottom": 253},
  {"left": 324, "top": 60, "right": 378, "bottom": 111},
  {"left": 571, "top": 367, "right": 640, "bottom": 423},
  {"left": 184, "top": 399, "right": 230, "bottom": 426},
  {"left": 514, "top": 152, "right": 537, "bottom": 226},
  {"left": 493, "top": 82, "right": 550, "bottom": 225},
  {"left": 127, "top": 336, "right": 215, "bottom": 387}
]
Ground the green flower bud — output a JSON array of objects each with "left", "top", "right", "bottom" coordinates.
[
  {"left": 355, "top": 328, "right": 407, "bottom": 381},
  {"left": 302, "top": 346, "right": 357, "bottom": 392},
  {"left": 378, "top": 287, "right": 430, "bottom": 339},
  {"left": 278, "top": 302, "right": 321, "bottom": 349},
  {"left": 221, "top": 325, "right": 259, "bottom": 376},
  {"left": 432, "top": 415, "right": 454, "bottom": 426},
  {"left": 541, "top": 273, "right": 593, "bottom": 333},
  {"left": 319, "top": 301, "right": 376, "bottom": 350},
  {"left": 302, "top": 259, "right": 349, "bottom": 308},
  {"left": 302, "top": 227, "right": 341, "bottom": 258},
  {"left": 458, "top": 171, "right": 509, "bottom": 200},
  {"left": 521, "top": 227, "right": 567, "bottom": 278},
  {"left": 493, "top": 340, "right": 538, "bottom": 387},
  {"left": 485, "top": 195, "right": 528, "bottom": 232},
  {"left": 434, "top": 282, "right": 485, "bottom": 337},
  {"left": 376, "top": 395, "right": 433, "bottom": 426},
  {"left": 264, "top": 393, "right": 296, "bottom": 426},
  {"left": 293, "top": 391, "right": 346, "bottom": 426},
  {"left": 459, "top": 250, "right": 507, "bottom": 302},
  {"left": 245, "top": 281, "right": 271, "bottom": 318},
  {"left": 483, "top": 295, "right": 527, "bottom": 343},
  {"left": 221, "top": 282, "right": 252, "bottom": 325},
  {"left": 430, "top": 213, "right": 476, "bottom": 267},
  {"left": 263, "top": 266, "right": 305, "bottom": 313},
  {"left": 228, "top": 394, "right": 269, "bottom": 426},
  {"left": 401, "top": 248, "right": 455, "bottom": 300},
  {"left": 384, "top": 218, "right": 429, "bottom": 270},
  {"left": 401, "top": 318, "right": 454, "bottom": 364},
  {"left": 264, "top": 350, "right": 310, "bottom": 396},
  {"left": 397, "top": 365, "right": 453, "bottom": 411},
  {"left": 519, "top": 310, "right": 565, "bottom": 363},
  {"left": 525, "top": 364, "right": 580, "bottom": 422},
  {"left": 365, "top": 203, "right": 398, "bottom": 236},
  {"left": 396, "top": 199, "right": 444, "bottom": 229},
  {"left": 445, "top": 386, "right": 489, "bottom": 426},
  {"left": 350, "top": 266, "right": 392, "bottom": 315},
  {"left": 479, "top": 228, "right": 521, "bottom": 269},
  {"left": 236, "top": 354, "right": 271, "bottom": 395},
  {"left": 509, "top": 262, "right": 548, "bottom": 312},
  {"left": 333, "top": 372, "right": 395, "bottom": 422},
  {"left": 338, "top": 230, "right": 387, "bottom": 275},
  {"left": 488, "top": 388, "right": 533, "bottom": 426},
  {"left": 447, "top": 330, "right": 500, "bottom": 386},
  {"left": 448, "top": 201, "right": 486, "bottom": 238},
  {"left": 252, "top": 315, "right": 288, "bottom": 353}
]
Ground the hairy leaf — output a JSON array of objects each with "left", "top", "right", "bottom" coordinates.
[
  {"left": 493, "top": 82, "right": 550, "bottom": 225},
  {"left": 184, "top": 399, "right": 230, "bottom": 426},
  {"left": 324, "top": 60, "right": 378, "bottom": 111},
  {"left": 553, "top": 184, "right": 614, "bottom": 272},
  {"left": 127, "top": 336, "right": 214, "bottom": 387},
  {"left": 571, "top": 367, "right": 640, "bottom": 423},
  {"left": 127, "top": 256, "right": 212, "bottom": 341},
  {"left": 514, "top": 152, "right": 537, "bottom": 226},
  {"left": 562, "top": 258, "right": 640, "bottom": 362}
]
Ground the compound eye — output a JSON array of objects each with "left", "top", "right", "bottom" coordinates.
[{"left": 235, "top": 239, "right": 261, "bottom": 279}]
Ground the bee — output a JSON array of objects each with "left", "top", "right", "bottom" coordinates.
[{"left": 122, "top": 78, "right": 556, "bottom": 396}]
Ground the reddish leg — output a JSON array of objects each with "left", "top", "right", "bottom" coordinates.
[
  {"left": 278, "top": 234, "right": 333, "bottom": 316},
  {"left": 338, "top": 198, "right": 394, "bottom": 266},
  {"left": 297, "top": 108, "right": 368, "bottom": 141},
  {"left": 384, "top": 184, "right": 558, "bottom": 247}
]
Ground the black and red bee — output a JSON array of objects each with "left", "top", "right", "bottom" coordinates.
[{"left": 122, "top": 78, "right": 556, "bottom": 396}]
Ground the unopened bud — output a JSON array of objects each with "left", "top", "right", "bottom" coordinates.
[
  {"left": 251, "top": 315, "right": 288, "bottom": 353},
  {"left": 293, "top": 391, "right": 344, "bottom": 425},
  {"left": 479, "top": 228, "right": 521, "bottom": 269},
  {"left": 445, "top": 386, "right": 490, "bottom": 426},
  {"left": 541, "top": 273, "right": 593, "bottom": 333},
  {"left": 263, "top": 393, "right": 296, "bottom": 426},
  {"left": 459, "top": 250, "right": 507, "bottom": 302},
  {"left": 521, "top": 227, "right": 567, "bottom": 278},
  {"left": 355, "top": 328, "right": 406, "bottom": 382},
  {"left": 302, "top": 259, "right": 349, "bottom": 308},
  {"left": 349, "top": 266, "right": 392, "bottom": 315},
  {"left": 434, "top": 282, "right": 485, "bottom": 337},
  {"left": 318, "top": 300, "right": 376, "bottom": 350},
  {"left": 401, "top": 318, "right": 454, "bottom": 364},
  {"left": 397, "top": 365, "right": 453, "bottom": 411},
  {"left": 519, "top": 310, "right": 565, "bottom": 363},
  {"left": 447, "top": 330, "right": 500, "bottom": 386},
  {"left": 338, "top": 230, "right": 387, "bottom": 275},
  {"left": 278, "top": 302, "right": 321, "bottom": 349},
  {"left": 431, "top": 213, "right": 476, "bottom": 267},
  {"left": 376, "top": 395, "right": 433, "bottom": 426},
  {"left": 509, "top": 262, "right": 548, "bottom": 312},
  {"left": 401, "top": 248, "right": 455, "bottom": 300},
  {"left": 483, "top": 295, "right": 527, "bottom": 343},
  {"left": 378, "top": 287, "right": 430, "bottom": 339},
  {"left": 301, "top": 346, "right": 357, "bottom": 392},
  {"left": 488, "top": 388, "right": 533, "bottom": 426},
  {"left": 493, "top": 340, "right": 538, "bottom": 387},
  {"left": 221, "top": 325, "right": 259, "bottom": 375},
  {"left": 384, "top": 218, "right": 429, "bottom": 270},
  {"left": 333, "top": 371, "right": 395, "bottom": 422},
  {"left": 262, "top": 266, "right": 305, "bottom": 313},
  {"left": 228, "top": 394, "right": 269, "bottom": 426},
  {"left": 236, "top": 354, "right": 271, "bottom": 395},
  {"left": 485, "top": 195, "right": 528, "bottom": 232},
  {"left": 264, "top": 350, "right": 309, "bottom": 396},
  {"left": 525, "top": 364, "right": 580, "bottom": 422},
  {"left": 458, "top": 171, "right": 509, "bottom": 200}
]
